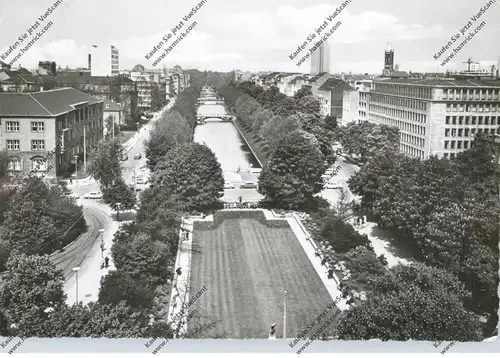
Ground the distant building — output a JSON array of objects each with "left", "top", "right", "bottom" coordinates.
[
  {"left": 103, "top": 99, "right": 123, "bottom": 136},
  {"left": 38, "top": 61, "right": 57, "bottom": 75},
  {"left": 382, "top": 40, "right": 394, "bottom": 77},
  {"left": 90, "top": 45, "right": 119, "bottom": 76},
  {"left": 311, "top": 41, "right": 330, "bottom": 75},
  {"left": 0, "top": 88, "right": 104, "bottom": 178},
  {"left": 315, "top": 78, "right": 353, "bottom": 118}
]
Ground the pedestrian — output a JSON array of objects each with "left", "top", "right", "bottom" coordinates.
[
  {"left": 104, "top": 256, "right": 109, "bottom": 268},
  {"left": 363, "top": 215, "right": 367, "bottom": 224},
  {"left": 185, "top": 232, "right": 189, "bottom": 241},
  {"left": 70, "top": 178, "right": 73, "bottom": 185},
  {"left": 328, "top": 268, "right": 334, "bottom": 279},
  {"left": 176, "top": 267, "right": 182, "bottom": 276}
]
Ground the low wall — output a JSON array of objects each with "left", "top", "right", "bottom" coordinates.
[
  {"left": 193, "top": 210, "right": 290, "bottom": 230},
  {"left": 232, "top": 119, "right": 269, "bottom": 167}
]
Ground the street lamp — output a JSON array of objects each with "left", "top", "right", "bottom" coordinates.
[
  {"left": 72, "top": 266, "right": 81, "bottom": 305},
  {"left": 99, "top": 229, "right": 105, "bottom": 258},
  {"left": 283, "top": 290, "right": 287, "bottom": 339},
  {"left": 116, "top": 202, "right": 121, "bottom": 221},
  {"left": 74, "top": 155, "right": 79, "bottom": 182}
]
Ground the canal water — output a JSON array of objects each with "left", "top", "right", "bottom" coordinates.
[{"left": 194, "top": 103, "right": 261, "bottom": 172}]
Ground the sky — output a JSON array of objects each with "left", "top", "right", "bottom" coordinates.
[{"left": 0, "top": 0, "right": 499, "bottom": 74}]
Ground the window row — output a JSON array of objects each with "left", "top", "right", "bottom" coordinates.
[
  {"left": 6, "top": 121, "right": 45, "bottom": 132},
  {"left": 442, "top": 88, "right": 500, "bottom": 101},
  {"left": 369, "top": 104, "right": 427, "bottom": 124},
  {"left": 446, "top": 103, "right": 499, "bottom": 113},
  {"left": 445, "top": 115, "right": 499, "bottom": 125},
  {"left": 6, "top": 140, "right": 45, "bottom": 151},
  {"left": 400, "top": 143, "right": 425, "bottom": 159},
  {"left": 7, "top": 157, "right": 50, "bottom": 171},
  {"left": 375, "top": 84, "right": 432, "bottom": 99},
  {"left": 444, "top": 140, "right": 473, "bottom": 150},
  {"left": 369, "top": 94, "right": 427, "bottom": 111},
  {"left": 445, "top": 127, "right": 499, "bottom": 137},
  {"left": 401, "top": 133, "right": 425, "bottom": 147}
]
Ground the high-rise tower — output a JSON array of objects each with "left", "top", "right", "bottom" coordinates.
[
  {"left": 382, "top": 38, "right": 394, "bottom": 76},
  {"left": 311, "top": 41, "right": 330, "bottom": 75}
]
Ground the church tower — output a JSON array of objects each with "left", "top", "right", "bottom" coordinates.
[{"left": 382, "top": 38, "right": 394, "bottom": 77}]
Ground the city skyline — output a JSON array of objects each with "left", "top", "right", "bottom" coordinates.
[{"left": 0, "top": 0, "right": 499, "bottom": 73}]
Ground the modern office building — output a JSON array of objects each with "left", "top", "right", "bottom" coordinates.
[
  {"left": 90, "top": 45, "right": 119, "bottom": 76},
  {"left": 0, "top": 87, "right": 104, "bottom": 178},
  {"left": 367, "top": 75, "right": 500, "bottom": 159},
  {"left": 311, "top": 41, "right": 330, "bottom": 75}
]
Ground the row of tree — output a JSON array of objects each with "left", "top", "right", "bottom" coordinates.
[
  {"left": 0, "top": 152, "right": 87, "bottom": 270},
  {"left": 97, "top": 78, "right": 224, "bottom": 337},
  {"left": 215, "top": 80, "right": 339, "bottom": 210}
]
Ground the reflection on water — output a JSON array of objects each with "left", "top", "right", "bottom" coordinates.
[{"left": 195, "top": 104, "right": 261, "bottom": 171}]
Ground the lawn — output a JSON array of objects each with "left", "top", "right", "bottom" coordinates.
[{"left": 188, "top": 216, "right": 335, "bottom": 339}]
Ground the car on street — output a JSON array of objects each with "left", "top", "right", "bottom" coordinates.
[
  {"left": 129, "top": 184, "right": 142, "bottom": 192},
  {"left": 121, "top": 154, "right": 128, "bottom": 161},
  {"left": 83, "top": 191, "right": 103, "bottom": 199},
  {"left": 133, "top": 153, "right": 142, "bottom": 159},
  {"left": 324, "top": 180, "right": 342, "bottom": 189},
  {"left": 224, "top": 182, "right": 235, "bottom": 189},
  {"left": 239, "top": 181, "right": 257, "bottom": 189},
  {"left": 136, "top": 176, "right": 148, "bottom": 185}
]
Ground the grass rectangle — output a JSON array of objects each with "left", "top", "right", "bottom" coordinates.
[{"left": 187, "top": 217, "right": 335, "bottom": 339}]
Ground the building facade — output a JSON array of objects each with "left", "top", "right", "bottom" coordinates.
[
  {"left": 0, "top": 88, "right": 104, "bottom": 178},
  {"left": 367, "top": 77, "right": 500, "bottom": 159},
  {"left": 311, "top": 41, "right": 330, "bottom": 75},
  {"left": 90, "top": 45, "right": 119, "bottom": 77}
]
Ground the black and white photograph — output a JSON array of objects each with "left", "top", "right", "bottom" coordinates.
[{"left": 0, "top": 0, "right": 499, "bottom": 355}]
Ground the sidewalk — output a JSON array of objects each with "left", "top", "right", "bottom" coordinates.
[
  {"left": 283, "top": 212, "right": 350, "bottom": 311},
  {"left": 167, "top": 216, "right": 195, "bottom": 336},
  {"left": 348, "top": 218, "right": 412, "bottom": 268}
]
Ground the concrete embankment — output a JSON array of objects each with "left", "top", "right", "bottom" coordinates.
[{"left": 232, "top": 118, "right": 270, "bottom": 168}]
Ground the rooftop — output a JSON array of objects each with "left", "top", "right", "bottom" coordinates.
[
  {"left": 309, "top": 72, "right": 329, "bottom": 83},
  {"left": 0, "top": 87, "right": 103, "bottom": 117},
  {"left": 318, "top": 78, "right": 353, "bottom": 91},
  {"left": 374, "top": 77, "right": 500, "bottom": 88}
]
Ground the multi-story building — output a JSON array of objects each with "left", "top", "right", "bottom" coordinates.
[
  {"left": 341, "top": 89, "right": 359, "bottom": 125},
  {"left": 0, "top": 87, "right": 104, "bottom": 178},
  {"left": 314, "top": 78, "right": 352, "bottom": 118},
  {"left": 90, "top": 45, "right": 119, "bottom": 77},
  {"left": 103, "top": 99, "right": 123, "bottom": 131},
  {"left": 367, "top": 76, "right": 500, "bottom": 159},
  {"left": 311, "top": 41, "right": 330, "bottom": 75}
]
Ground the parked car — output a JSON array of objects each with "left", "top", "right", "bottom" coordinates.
[
  {"left": 133, "top": 153, "right": 142, "bottom": 159},
  {"left": 136, "top": 176, "right": 148, "bottom": 185},
  {"left": 83, "top": 191, "right": 102, "bottom": 199},
  {"left": 129, "top": 184, "right": 142, "bottom": 192},
  {"left": 224, "top": 182, "right": 235, "bottom": 189},
  {"left": 121, "top": 154, "right": 128, "bottom": 161},
  {"left": 239, "top": 181, "right": 256, "bottom": 189},
  {"left": 65, "top": 192, "right": 80, "bottom": 200}
]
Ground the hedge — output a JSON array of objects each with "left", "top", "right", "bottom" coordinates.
[{"left": 192, "top": 210, "right": 290, "bottom": 230}]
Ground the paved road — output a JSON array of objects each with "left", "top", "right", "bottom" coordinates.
[
  {"left": 50, "top": 206, "right": 109, "bottom": 284},
  {"left": 320, "top": 156, "right": 361, "bottom": 205}
]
